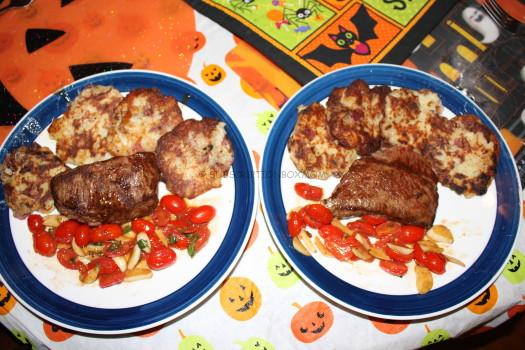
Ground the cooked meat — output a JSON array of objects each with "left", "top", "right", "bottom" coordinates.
[
  {"left": 327, "top": 80, "right": 390, "bottom": 155},
  {"left": 108, "top": 88, "right": 183, "bottom": 156},
  {"left": 288, "top": 103, "right": 357, "bottom": 179},
  {"left": 381, "top": 87, "right": 442, "bottom": 151},
  {"left": 51, "top": 152, "right": 160, "bottom": 226},
  {"left": 48, "top": 85, "right": 123, "bottom": 165},
  {"left": 0, "top": 143, "right": 67, "bottom": 219},
  {"left": 323, "top": 147, "right": 438, "bottom": 227},
  {"left": 155, "top": 118, "right": 234, "bottom": 199},
  {"left": 422, "top": 114, "right": 499, "bottom": 197}
]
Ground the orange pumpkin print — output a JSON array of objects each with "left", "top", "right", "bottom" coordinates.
[
  {"left": 370, "top": 317, "right": 410, "bottom": 334},
  {"left": 290, "top": 301, "right": 334, "bottom": 343},
  {"left": 220, "top": 277, "right": 262, "bottom": 321},
  {"left": 0, "top": 281, "right": 16, "bottom": 315},
  {"left": 467, "top": 284, "right": 498, "bottom": 314},
  {"left": 43, "top": 321, "right": 74, "bottom": 342}
]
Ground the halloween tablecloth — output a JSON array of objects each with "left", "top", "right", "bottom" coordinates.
[{"left": 1, "top": 1, "right": 525, "bottom": 349}]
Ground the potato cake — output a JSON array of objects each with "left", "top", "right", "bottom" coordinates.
[
  {"left": 155, "top": 118, "right": 234, "bottom": 199},
  {"left": 0, "top": 143, "right": 67, "bottom": 219},
  {"left": 288, "top": 103, "right": 357, "bottom": 179},
  {"left": 108, "top": 88, "right": 183, "bottom": 156},
  {"left": 48, "top": 85, "right": 123, "bottom": 165},
  {"left": 327, "top": 80, "right": 390, "bottom": 155}
]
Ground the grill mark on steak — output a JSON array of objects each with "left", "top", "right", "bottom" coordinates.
[
  {"left": 322, "top": 147, "right": 438, "bottom": 227},
  {"left": 51, "top": 152, "right": 160, "bottom": 226}
]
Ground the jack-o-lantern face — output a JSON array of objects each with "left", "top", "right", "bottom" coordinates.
[
  {"left": 267, "top": 250, "right": 299, "bottom": 288},
  {"left": 220, "top": 277, "right": 261, "bottom": 321},
  {"left": 0, "top": 281, "right": 16, "bottom": 315},
  {"left": 503, "top": 250, "right": 525, "bottom": 285},
  {"left": 201, "top": 64, "right": 226, "bottom": 86},
  {"left": 236, "top": 336, "right": 275, "bottom": 350},
  {"left": 178, "top": 334, "right": 214, "bottom": 350},
  {"left": 467, "top": 284, "right": 498, "bottom": 314},
  {"left": 421, "top": 328, "right": 450, "bottom": 346},
  {"left": 291, "top": 301, "right": 334, "bottom": 343},
  {"left": 43, "top": 321, "right": 74, "bottom": 342},
  {"left": 255, "top": 111, "right": 275, "bottom": 135}
]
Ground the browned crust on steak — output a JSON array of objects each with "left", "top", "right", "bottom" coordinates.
[
  {"left": 0, "top": 143, "right": 68, "bottom": 219},
  {"left": 155, "top": 118, "right": 234, "bottom": 199},
  {"left": 51, "top": 152, "right": 160, "bottom": 225}
]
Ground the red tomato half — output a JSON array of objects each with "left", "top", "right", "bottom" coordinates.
[
  {"left": 54, "top": 220, "right": 80, "bottom": 244},
  {"left": 146, "top": 247, "right": 176, "bottom": 270},
  {"left": 91, "top": 224, "right": 123, "bottom": 243},
  {"left": 99, "top": 271, "right": 125, "bottom": 288},
  {"left": 379, "top": 260, "right": 408, "bottom": 277},
  {"left": 287, "top": 211, "right": 304, "bottom": 237},
  {"left": 303, "top": 204, "right": 333, "bottom": 225},
  {"left": 362, "top": 215, "right": 387, "bottom": 226},
  {"left": 424, "top": 252, "right": 447, "bottom": 275},
  {"left": 27, "top": 214, "right": 44, "bottom": 234},
  {"left": 103, "top": 240, "right": 133, "bottom": 258},
  {"left": 160, "top": 194, "right": 187, "bottom": 214},
  {"left": 347, "top": 221, "right": 376, "bottom": 236},
  {"left": 294, "top": 182, "right": 323, "bottom": 201},
  {"left": 166, "top": 231, "right": 191, "bottom": 249},
  {"left": 375, "top": 221, "right": 401, "bottom": 237},
  {"left": 74, "top": 225, "right": 91, "bottom": 247},
  {"left": 189, "top": 205, "right": 216, "bottom": 224},
  {"left": 318, "top": 225, "right": 344, "bottom": 241},
  {"left": 33, "top": 232, "right": 57, "bottom": 257},
  {"left": 395, "top": 225, "right": 425, "bottom": 244},
  {"left": 385, "top": 246, "right": 414, "bottom": 263},
  {"left": 131, "top": 219, "right": 155, "bottom": 234},
  {"left": 56, "top": 248, "right": 78, "bottom": 270},
  {"left": 151, "top": 206, "right": 171, "bottom": 227},
  {"left": 324, "top": 240, "right": 357, "bottom": 261},
  {"left": 89, "top": 257, "right": 120, "bottom": 275}
]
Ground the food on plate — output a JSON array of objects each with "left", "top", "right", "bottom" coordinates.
[
  {"left": 322, "top": 146, "right": 438, "bottom": 228},
  {"left": 381, "top": 87, "right": 443, "bottom": 151},
  {"left": 422, "top": 114, "right": 500, "bottom": 197},
  {"left": 48, "top": 85, "right": 123, "bottom": 165},
  {"left": 0, "top": 143, "right": 67, "bottom": 219},
  {"left": 287, "top": 201, "right": 463, "bottom": 294},
  {"left": 156, "top": 118, "right": 234, "bottom": 199},
  {"left": 288, "top": 80, "right": 500, "bottom": 196},
  {"left": 287, "top": 103, "right": 358, "bottom": 179},
  {"left": 327, "top": 79, "right": 390, "bottom": 155},
  {"left": 27, "top": 194, "right": 215, "bottom": 288},
  {"left": 107, "top": 88, "right": 183, "bottom": 156},
  {"left": 51, "top": 152, "right": 160, "bottom": 226}
]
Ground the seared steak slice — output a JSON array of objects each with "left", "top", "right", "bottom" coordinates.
[
  {"left": 51, "top": 152, "right": 160, "bottom": 226},
  {"left": 322, "top": 147, "right": 438, "bottom": 227}
]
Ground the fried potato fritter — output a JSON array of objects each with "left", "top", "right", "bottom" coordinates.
[
  {"left": 48, "top": 85, "right": 123, "bottom": 165},
  {"left": 156, "top": 118, "right": 234, "bottom": 199},
  {"left": 288, "top": 103, "right": 357, "bottom": 179},
  {"left": 108, "top": 88, "right": 183, "bottom": 156},
  {"left": 0, "top": 143, "right": 67, "bottom": 219},
  {"left": 327, "top": 80, "right": 390, "bottom": 155}
]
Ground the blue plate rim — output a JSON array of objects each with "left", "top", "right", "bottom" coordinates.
[
  {"left": 0, "top": 69, "right": 258, "bottom": 334},
  {"left": 260, "top": 63, "right": 522, "bottom": 320}
]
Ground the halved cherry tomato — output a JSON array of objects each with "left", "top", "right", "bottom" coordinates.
[
  {"left": 287, "top": 211, "right": 304, "bottom": 237},
  {"left": 54, "top": 220, "right": 80, "bottom": 244},
  {"left": 166, "top": 218, "right": 201, "bottom": 234},
  {"left": 303, "top": 204, "right": 333, "bottom": 225},
  {"left": 300, "top": 207, "right": 323, "bottom": 229},
  {"left": 379, "top": 260, "right": 408, "bottom": 277},
  {"left": 318, "top": 225, "right": 344, "bottom": 240},
  {"left": 151, "top": 206, "right": 171, "bottom": 227},
  {"left": 56, "top": 248, "right": 78, "bottom": 270},
  {"left": 192, "top": 227, "right": 210, "bottom": 254},
  {"left": 395, "top": 225, "right": 425, "bottom": 244},
  {"left": 424, "top": 252, "right": 446, "bottom": 275},
  {"left": 91, "top": 224, "right": 123, "bottom": 243},
  {"left": 33, "top": 231, "right": 56, "bottom": 257},
  {"left": 74, "top": 225, "right": 91, "bottom": 247},
  {"left": 347, "top": 220, "right": 376, "bottom": 236},
  {"left": 160, "top": 194, "right": 187, "bottom": 215},
  {"left": 375, "top": 221, "right": 401, "bottom": 237},
  {"left": 27, "top": 214, "right": 44, "bottom": 234},
  {"left": 385, "top": 245, "right": 414, "bottom": 263},
  {"left": 189, "top": 205, "right": 216, "bottom": 224},
  {"left": 294, "top": 182, "right": 323, "bottom": 201},
  {"left": 146, "top": 247, "right": 176, "bottom": 270},
  {"left": 362, "top": 215, "right": 388, "bottom": 226},
  {"left": 103, "top": 240, "right": 133, "bottom": 257},
  {"left": 324, "top": 240, "right": 357, "bottom": 261},
  {"left": 166, "top": 231, "right": 191, "bottom": 249},
  {"left": 146, "top": 230, "right": 165, "bottom": 251},
  {"left": 131, "top": 219, "right": 155, "bottom": 234},
  {"left": 88, "top": 256, "right": 120, "bottom": 275},
  {"left": 99, "top": 271, "right": 125, "bottom": 288},
  {"left": 413, "top": 243, "right": 428, "bottom": 265}
]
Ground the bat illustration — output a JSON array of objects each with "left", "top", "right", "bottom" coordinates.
[{"left": 302, "top": 5, "right": 378, "bottom": 67}]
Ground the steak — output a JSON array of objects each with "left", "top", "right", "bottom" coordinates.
[
  {"left": 51, "top": 152, "right": 160, "bottom": 226},
  {"left": 322, "top": 147, "right": 438, "bottom": 227}
]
